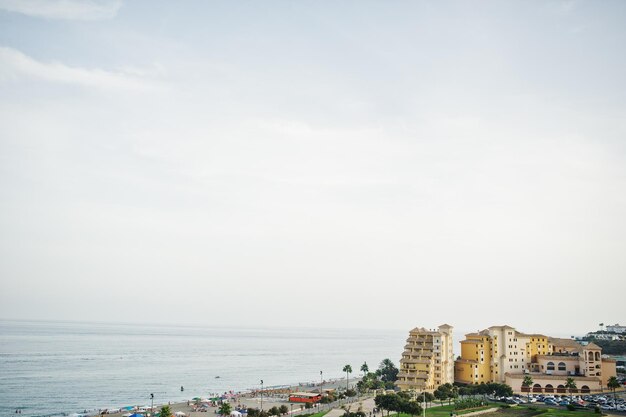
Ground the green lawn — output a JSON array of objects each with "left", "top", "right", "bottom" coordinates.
[
  {"left": 525, "top": 408, "right": 598, "bottom": 417},
  {"left": 301, "top": 411, "right": 328, "bottom": 417},
  {"left": 391, "top": 403, "right": 498, "bottom": 417},
  {"left": 391, "top": 404, "right": 601, "bottom": 417}
]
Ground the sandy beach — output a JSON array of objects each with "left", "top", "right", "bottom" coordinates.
[{"left": 99, "top": 377, "right": 370, "bottom": 417}]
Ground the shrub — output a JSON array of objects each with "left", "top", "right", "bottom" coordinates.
[
  {"left": 566, "top": 404, "right": 576, "bottom": 412},
  {"left": 594, "top": 406, "right": 601, "bottom": 414},
  {"left": 500, "top": 405, "right": 511, "bottom": 409},
  {"left": 454, "top": 398, "right": 484, "bottom": 410}
]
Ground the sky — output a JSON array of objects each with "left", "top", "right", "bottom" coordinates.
[{"left": 0, "top": 0, "right": 625, "bottom": 337}]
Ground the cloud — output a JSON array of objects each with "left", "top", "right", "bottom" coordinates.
[
  {"left": 0, "top": 46, "right": 162, "bottom": 91},
  {"left": 0, "top": 0, "right": 122, "bottom": 20}
]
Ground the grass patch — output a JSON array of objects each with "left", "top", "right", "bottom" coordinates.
[
  {"left": 475, "top": 406, "right": 600, "bottom": 417},
  {"left": 391, "top": 403, "right": 498, "bottom": 417},
  {"left": 390, "top": 403, "right": 600, "bottom": 417},
  {"left": 531, "top": 409, "right": 598, "bottom": 417},
  {"left": 298, "top": 412, "right": 328, "bottom": 417}
]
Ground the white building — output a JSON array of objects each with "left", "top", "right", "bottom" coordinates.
[{"left": 606, "top": 324, "right": 626, "bottom": 334}]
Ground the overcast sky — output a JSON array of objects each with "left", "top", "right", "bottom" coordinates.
[{"left": 0, "top": 0, "right": 624, "bottom": 336}]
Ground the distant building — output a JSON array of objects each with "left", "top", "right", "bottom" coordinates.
[
  {"left": 454, "top": 325, "right": 617, "bottom": 394},
  {"left": 586, "top": 332, "right": 621, "bottom": 341},
  {"left": 606, "top": 324, "right": 626, "bottom": 334},
  {"left": 396, "top": 324, "right": 454, "bottom": 392}
]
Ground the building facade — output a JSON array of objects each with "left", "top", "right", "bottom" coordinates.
[
  {"left": 454, "top": 325, "right": 617, "bottom": 394},
  {"left": 455, "top": 325, "right": 551, "bottom": 385},
  {"left": 606, "top": 324, "right": 626, "bottom": 334},
  {"left": 397, "top": 324, "right": 454, "bottom": 392}
]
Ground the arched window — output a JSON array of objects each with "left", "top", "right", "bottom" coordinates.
[
  {"left": 558, "top": 362, "right": 566, "bottom": 371},
  {"left": 588, "top": 352, "right": 593, "bottom": 361},
  {"left": 557, "top": 385, "right": 566, "bottom": 393},
  {"left": 545, "top": 384, "right": 554, "bottom": 393},
  {"left": 581, "top": 385, "right": 590, "bottom": 393},
  {"left": 547, "top": 362, "right": 555, "bottom": 371},
  {"left": 533, "top": 383, "right": 542, "bottom": 393},
  {"left": 595, "top": 352, "right": 600, "bottom": 361}
]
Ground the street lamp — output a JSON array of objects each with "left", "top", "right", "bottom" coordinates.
[
  {"left": 290, "top": 404, "right": 293, "bottom": 417},
  {"left": 150, "top": 393, "right": 154, "bottom": 414},
  {"left": 260, "top": 380, "right": 264, "bottom": 411}
]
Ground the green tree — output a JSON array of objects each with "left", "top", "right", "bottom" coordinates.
[
  {"left": 160, "top": 406, "right": 172, "bottom": 417},
  {"left": 424, "top": 392, "right": 435, "bottom": 408},
  {"left": 268, "top": 406, "right": 279, "bottom": 416},
  {"left": 565, "top": 377, "right": 577, "bottom": 400},
  {"left": 374, "top": 394, "right": 399, "bottom": 416},
  {"left": 343, "top": 364, "right": 353, "bottom": 391},
  {"left": 434, "top": 383, "right": 455, "bottom": 405},
  {"left": 247, "top": 409, "right": 260, "bottom": 417},
  {"left": 377, "top": 359, "right": 399, "bottom": 383},
  {"left": 219, "top": 403, "right": 232, "bottom": 416},
  {"left": 361, "top": 362, "right": 369, "bottom": 377},
  {"left": 278, "top": 405, "right": 289, "bottom": 415},
  {"left": 607, "top": 376, "right": 620, "bottom": 402},
  {"left": 400, "top": 401, "right": 422, "bottom": 417},
  {"left": 522, "top": 375, "right": 534, "bottom": 402}
]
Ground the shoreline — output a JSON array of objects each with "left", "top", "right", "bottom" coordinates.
[{"left": 67, "top": 378, "right": 355, "bottom": 417}]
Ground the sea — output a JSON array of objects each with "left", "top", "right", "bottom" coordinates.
[{"left": 0, "top": 320, "right": 407, "bottom": 417}]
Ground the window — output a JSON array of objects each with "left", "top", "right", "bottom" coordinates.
[
  {"left": 547, "top": 362, "right": 555, "bottom": 371},
  {"left": 558, "top": 362, "right": 566, "bottom": 371}
]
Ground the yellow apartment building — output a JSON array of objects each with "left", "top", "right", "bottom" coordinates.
[
  {"left": 397, "top": 324, "right": 454, "bottom": 392},
  {"left": 455, "top": 325, "right": 551, "bottom": 385},
  {"left": 454, "top": 325, "right": 617, "bottom": 394}
]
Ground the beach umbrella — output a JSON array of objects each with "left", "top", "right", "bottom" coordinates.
[
  {"left": 230, "top": 412, "right": 242, "bottom": 417},
  {"left": 129, "top": 413, "right": 143, "bottom": 417},
  {"left": 174, "top": 412, "right": 186, "bottom": 416}
]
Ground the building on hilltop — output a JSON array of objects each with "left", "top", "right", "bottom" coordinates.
[
  {"left": 606, "top": 324, "right": 626, "bottom": 334},
  {"left": 396, "top": 324, "right": 454, "bottom": 392},
  {"left": 454, "top": 325, "right": 617, "bottom": 394}
]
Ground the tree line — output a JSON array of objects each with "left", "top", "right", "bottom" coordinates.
[{"left": 374, "top": 392, "right": 422, "bottom": 417}]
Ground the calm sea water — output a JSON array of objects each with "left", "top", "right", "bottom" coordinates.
[{"left": 0, "top": 320, "right": 406, "bottom": 417}]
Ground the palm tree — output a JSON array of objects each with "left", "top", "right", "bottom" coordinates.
[
  {"left": 361, "top": 361, "right": 369, "bottom": 378},
  {"left": 522, "top": 375, "right": 534, "bottom": 402},
  {"left": 565, "top": 377, "right": 577, "bottom": 401},
  {"left": 607, "top": 376, "right": 620, "bottom": 402},
  {"left": 219, "top": 403, "right": 232, "bottom": 416},
  {"left": 160, "top": 406, "right": 172, "bottom": 417},
  {"left": 343, "top": 364, "right": 353, "bottom": 391}
]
